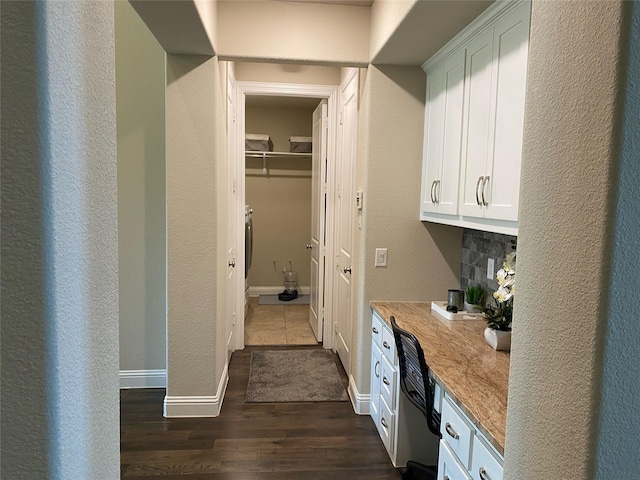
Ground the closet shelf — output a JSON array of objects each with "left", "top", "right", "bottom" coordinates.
[{"left": 245, "top": 151, "right": 311, "bottom": 158}]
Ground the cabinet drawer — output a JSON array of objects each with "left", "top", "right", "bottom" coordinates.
[
  {"left": 470, "top": 435, "right": 503, "bottom": 480},
  {"left": 380, "top": 354, "right": 397, "bottom": 410},
  {"left": 379, "top": 396, "right": 395, "bottom": 453},
  {"left": 433, "top": 381, "right": 444, "bottom": 414},
  {"left": 441, "top": 396, "right": 475, "bottom": 469},
  {"left": 438, "top": 439, "right": 472, "bottom": 480},
  {"left": 371, "top": 313, "right": 384, "bottom": 350},
  {"left": 381, "top": 324, "right": 397, "bottom": 363}
]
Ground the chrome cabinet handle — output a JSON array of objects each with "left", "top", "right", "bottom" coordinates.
[
  {"left": 445, "top": 422, "right": 460, "bottom": 440},
  {"left": 479, "top": 467, "right": 492, "bottom": 480},
  {"left": 482, "top": 175, "right": 490, "bottom": 206},
  {"left": 435, "top": 180, "right": 441, "bottom": 204},
  {"left": 306, "top": 244, "right": 312, "bottom": 249},
  {"left": 382, "top": 341, "right": 390, "bottom": 350},
  {"left": 381, "top": 417, "right": 388, "bottom": 429},
  {"left": 374, "top": 360, "right": 380, "bottom": 378},
  {"left": 430, "top": 180, "right": 437, "bottom": 204},
  {"left": 343, "top": 266, "right": 352, "bottom": 274},
  {"left": 228, "top": 259, "right": 236, "bottom": 268},
  {"left": 475, "top": 176, "right": 484, "bottom": 205},
  {"left": 372, "top": 326, "right": 379, "bottom": 334},
  {"left": 383, "top": 376, "right": 390, "bottom": 386},
  {"left": 444, "top": 477, "right": 450, "bottom": 480}
]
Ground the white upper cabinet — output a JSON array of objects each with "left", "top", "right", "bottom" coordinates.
[
  {"left": 460, "top": 1, "right": 530, "bottom": 222},
  {"left": 420, "top": 0, "right": 530, "bottom": 235},
  {"left": 421, "top": 49, "right": 466, "bottom": 216}
]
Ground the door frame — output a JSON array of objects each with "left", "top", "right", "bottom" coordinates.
[{"left": 233, "top": 81, "right": 338, "bottom": 351}]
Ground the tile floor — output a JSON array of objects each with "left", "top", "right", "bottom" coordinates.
[{"left": 244, "top": 296, "right": 319, "bottom": 346}]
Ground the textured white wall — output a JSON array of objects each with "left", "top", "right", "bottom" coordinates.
[
  {"left": 1, "top": 1, "right": 119, "bottom": 478},
  {"left": 166, "top": 54, "right": 227, "bottom": 397},
  {"left": 369, "top": 0, "right": 415, "bottom": 60},
  {"left": 116, "top": 1, "right": 167, "bottom": 373},
  {"left": 595, "top": 2, "right": 640, "bottom": 478},
  {"left": 352, "top": 65, "right": 462, "bottom": 393},
  {"left": 217, "top": 0, "right": 370, "bottom": 65},
  {"left": 504, "top": 2, "right": 627, "bottom": 478}
]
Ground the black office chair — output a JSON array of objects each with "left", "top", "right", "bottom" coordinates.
[{"left": 390, "top": 315, "right": 441, "bottom": 480}]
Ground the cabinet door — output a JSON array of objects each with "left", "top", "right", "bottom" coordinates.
[
  {"left": 437, "top": 48, "right": 466, "bottom": 215},
  {"left": 438, "top": 440, "right": 473, "bottom": 480},
  {"left": 459, "top": 27, "right": 495, "bottom": 219},
  {"left": 421, "top": 65, "right": 445, "bottom": 215},
  {"left": 484, "top": 1, "right": 530, "bottom": 222},
  {"left": 370, "top": 342, "right": 382, "bottom": 429}
]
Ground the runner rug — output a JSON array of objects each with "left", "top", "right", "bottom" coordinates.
[{"left": 246, "top": 349, "right": 349, "bottom": 403}]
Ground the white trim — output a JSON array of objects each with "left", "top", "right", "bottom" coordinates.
[
  {"left": 348, "top": 374, "right": 370, "bottom": 415},
  {"left": 163, "top": 363, "right": 229, "bottom": 417},
  {"left": 235, "top": 80, "right": 339, "bottom": 351},
  {"left": 248, "top": 285, "right": 311, "bottom": 296},
  {"left": 119, "top": 369, "right": 167, "bottom": 389}
]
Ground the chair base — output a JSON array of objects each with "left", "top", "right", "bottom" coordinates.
[{"left": 400, "top": 461, "right": 437, "bottom": 480}]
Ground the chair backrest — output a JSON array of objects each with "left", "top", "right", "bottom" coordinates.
[{"left": 390, "top": 315, "right": 441, "bottom": 437}]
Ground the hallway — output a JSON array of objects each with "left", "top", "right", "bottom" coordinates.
[{"left": 120, "top": 346, "right": 402, "bottom": 479}]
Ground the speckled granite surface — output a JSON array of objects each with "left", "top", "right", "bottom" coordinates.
[{"left": 370, "top": 301, "right": 510, "bottom": 455}]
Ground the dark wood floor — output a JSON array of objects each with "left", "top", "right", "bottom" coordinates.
[{"left": 121, "top": 346, "right": 403, "bottom": 479}]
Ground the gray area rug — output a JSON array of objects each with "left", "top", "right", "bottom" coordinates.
[
  {"left": 246, "top": 350, "right": 349, "bottom": 403},
  {"left": 258, "top": 294, "right": 310, "bottom": 305}
]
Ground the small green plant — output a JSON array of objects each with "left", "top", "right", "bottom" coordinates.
[{"left": 465, "top": 284, "right": 485, "bottom": 306}]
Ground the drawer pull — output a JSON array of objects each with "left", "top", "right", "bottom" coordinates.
[
  {"left": 479, "top": 467, "right": 492, "bottom": 480},
  {"left": 445, "top": 422, "right": 460, "bottom": 440},
  {"left": 475, "top": 176, "right": 484, "bottom": 205},
  {"left": 381, "top": 417, "right": 388, "bottom": 429},
  {"left": 372, "top": 326, "right": 379, "bottom": 334},
  {"left": 383, "top": 376, "right": 390, "bottom": 386},
  {"left": 383, "top": 341, "right": 391, "bottom": 350},
  {"left": 374, "top": 361, "right": 380, "bottom": 378}
]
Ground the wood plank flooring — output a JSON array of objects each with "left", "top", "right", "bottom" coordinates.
[{"left": 121, "top": 346, "right": 403, "bottom": 479}]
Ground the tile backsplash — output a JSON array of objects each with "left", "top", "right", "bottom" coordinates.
[{"left": 460, "top": 229, "right": 517, "bottom": 305}]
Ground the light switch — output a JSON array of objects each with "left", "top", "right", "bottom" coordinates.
[
  {"left": 487, "top": 258, "right": 495, "bottom": 279},
  {"left": 375, "top": 248, "right": 388, "bottom": 267}
]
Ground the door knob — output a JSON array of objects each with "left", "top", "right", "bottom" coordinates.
[
  {"left": 228, "top": 259, "right": 236, "bottom": 268},
  {"left": 306, "top": 244, "right": 312, "bottom": 250},
  {"left": 343, "top": 266, "right": 352, "bottom": 274}
]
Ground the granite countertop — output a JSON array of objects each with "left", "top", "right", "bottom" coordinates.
[{"left": 370, "top": 301, "right": 510, "bottom": 456}]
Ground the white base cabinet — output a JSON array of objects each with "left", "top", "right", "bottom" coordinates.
[
  {"left": 438, "top": 395, "right": 504, "bottom": 480},
  {"left": 370, "top": 311, "right": 440, "bottom": 467}
]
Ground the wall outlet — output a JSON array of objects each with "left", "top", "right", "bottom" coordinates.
[
  {"left": 487, "top": 258, "right": 495, "bottom": 279},
  {"left": 375, "top": 248, "right": 387, "bottom": 267}
]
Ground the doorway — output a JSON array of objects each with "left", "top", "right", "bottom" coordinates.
[{"left": 229, "top": 78, "right": 339, "bottom": 352}]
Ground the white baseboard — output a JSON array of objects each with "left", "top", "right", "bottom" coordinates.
[
  {"left": 249, "top": 285, "right": 311, "bottom": 296},
  {"left": 119, "top": 369, "right": 167, "bottom": 389},
  {"left": 163, "top": 363, "right": 229, "bottom": 417},
  {"left": 348, "top": 374, "right": 370, "bottom": 415}
]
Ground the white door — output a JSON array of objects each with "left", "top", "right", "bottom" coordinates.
[
  {"left": 484, "top": 2, "right": 529, "bottom": 222},
  {"left": 334, "top": 71, "right": 358, "bottom": 373},
  {"left": 459, "top": 28, "right": 494, "bottom": 219},
  {"left": 226, "top": 64, "right": 238, "bottom": 361},
  {"left": 309, "top": 100, "right": 328, "bottom": 342}
]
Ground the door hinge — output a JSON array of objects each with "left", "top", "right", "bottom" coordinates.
[
  {"left": 323, "top": 116, "right": 329, "bottom": 130},
  {"left": 233, "top": 107, "right": 236, "bottom": 123},
  {"left": 339, "top": 111, "right": 344, "bottom": 126}
]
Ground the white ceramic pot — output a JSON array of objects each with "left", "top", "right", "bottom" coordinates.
[
  {"left": 464, "top": 301, "right": 483, "bottom": 314},
  {"left": 484, "top": 327, "right": 511, "bottom": 351}
]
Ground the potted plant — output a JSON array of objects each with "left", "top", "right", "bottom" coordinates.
[
  {"left": 464, "top": 284, "right": 486, "bottom": 313},
  {"left": 483, "top": 252, "right": 515, "bottom": 351}
]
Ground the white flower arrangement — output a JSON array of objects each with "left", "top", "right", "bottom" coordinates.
[{"left": 484, "top": 252, "right": 516, "bottom": 331}]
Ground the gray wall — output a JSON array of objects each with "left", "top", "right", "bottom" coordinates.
[
  {"left": 595, "top": 2, "right": 640, "bottom": 478},
  {"left": 116, "top": 1, "right": 167, "bottom": 374},
  {"left": 1, "top": 1, "right": 119, "bottom": 477},
  {"left": 504, "top": 2, "right": 630, "bottom": 478}
]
